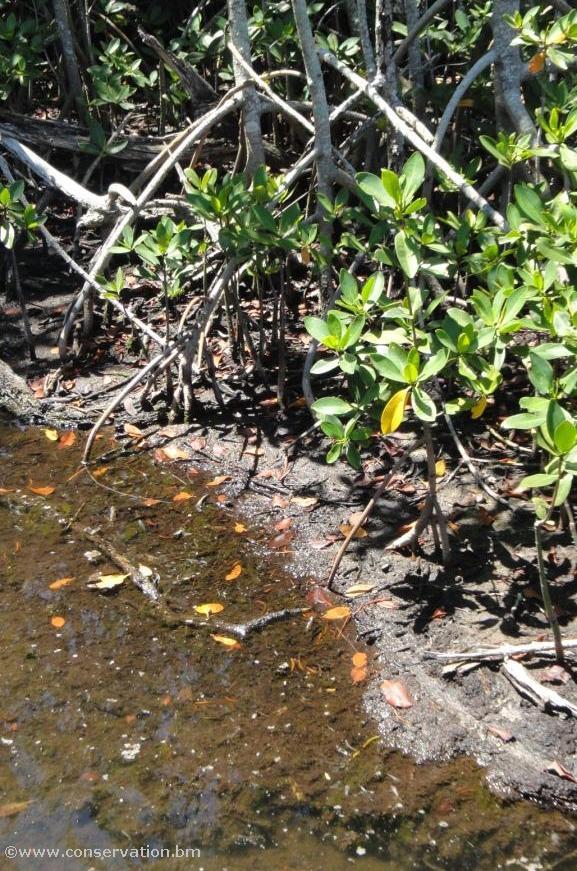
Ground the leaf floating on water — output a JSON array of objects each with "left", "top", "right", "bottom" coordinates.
[
  {"left": 351, "top": 665, "right": 368, "bottom": 684},
  {"left": 206, "top": 475, "right": 232, "bottom": 488},
  {"left": 87, "top": 573, "right": 128, "bottom": 590},
  {"left": 344, "top": 583, "right": 375, "bottom": 598},
  {"left": 59, "top": 431, "right": 77, "bottom": 449},
  {"left": 28, "top": 483, "right": 56, "bottom": 496},
  {"left": 50, "top": 616, "right": 66, "bottom": 629},
  {"left": 546, "top": 760, "right": 577, "bottom": 784},
  {"left": 44, "top": 429, "right": 59, "bottom": 442},
  {"left": 339, "top": 523, "right": 368, "bottom": 539},
  {"left": 352, "top": 652, "right": 368, "bottom": 668},
  {"left": 173, "top": 491, "right": 193, "bottom": 502},
  {"left": 321, "top": 606, "right": 351, "bottom": 621},
  {"left": 225, "top": 563, "right": 243, "bottom": 581},
  {"left": 211, "top": 634, "right": 241, "bottom": 649},
  {"left": 194, "top": 603, "right": 225, "bottom": 616},
  {"left": 381, "top": 679, "right": 413, "bottom": 709},
  {"left": 49, "top": 576, "right": 75, "bottom": 591},
  {"left": 0, "top": 800, "right": 33, "bottom": 818},
  {"left": 234, "top": 522, "right": 247, "bottom": 533}
]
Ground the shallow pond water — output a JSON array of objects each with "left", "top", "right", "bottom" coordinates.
[{"left": 1, "top": 425, "right": 577, "bottom": 870}]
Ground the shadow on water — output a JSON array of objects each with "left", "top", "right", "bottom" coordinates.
[{"left": 1, "top": 425, "right": 577, "bottom": 870}]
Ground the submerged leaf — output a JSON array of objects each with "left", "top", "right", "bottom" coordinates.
[
  {"left": 87, "top": 573, "right": 128, "bottom": 591},
  {"left": 50, "top": 616, "right": 66, "bottom": 629},
  {"left": 44, "top": 429, "right": 59, "bottom": 442},
  {"left": 49, "top": 576, "right": 75, "bottom": 591},
  {"left": 194, "top": 603, "right": 225, "bottom": 616},
  {"left": 0, "top": 801, "right": 33, "bottom": 818},
  {"left": 28, "top": 483, "right": 56, "bottom": 496},
  {"left": 211, "top": 634, "right": 241, "bottom": 649},
  {"left": 225, "top": 563, "right": 243, "bottom": 581},
  {"left": 321, "top": 606, "right": 351, "bottom": 621}
]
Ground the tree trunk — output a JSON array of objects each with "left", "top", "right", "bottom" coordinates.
[
  {"left": 0, "top": 359, "right": 89, "bottom": 427},
  {"left": 228, "top": 0, "right": 265, "bottom": 175},
  {"left": 52, "top": 0, "right": 85, "bottom": 115}
]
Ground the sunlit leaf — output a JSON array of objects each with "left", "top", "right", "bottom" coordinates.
[
  {"left": 194, "top": 602, "right": 225, "bottom": 616},
  {"left": 92, "top": 466, "right": 109, "bottom": 478},
  {"left": 471, "top": 396, "right": 487, "bottom": 419},
  {"left": 344, "top": 583, "right": 375, "bottom": 597},
  {"left": 435, "top": 459, "right": 446, "bottom": 478},
  {"left": 28, "top": 483, "right": 56, "bottom": 496},
  {"left": 44, "top": 429, "right": 59, "bottom": 442},
  {"left": 87, "top": 573, "right": 128, "bottom": 590},
  {"left": 141, "top": 497, "right": 161, "bottom": 506},
  {"left": 381, "top": 679, "right": 413, "bottom": 708},
  {"left": 291, "top": 495, "right": 318, "bottom": 508},
  {"left": 206, "top": 475, "right": 232, "bottom": 487},
  {"left": 50, "top": 616, "right": 66, "bottom": 629},
  {"left": 225, "top": 563, "right": 243, "bottom": 581},
  {"left": 351, "top": 665, "right": 368, "bottom": 683},
  {"left": 321, "top": 606, "right": 351, "bottom": 621},
  {"left": 352, "top": 652, "right": 368, "bottom": 668},
  {"left": 124, "top": 423, "right": 145, "bottom": 439},
  {"left": 381, "top": 388, "right": 410, "bottom": 435},
  {"left": 49, "top": 576, "right": 75, "bottom": 591},
  {"left": 173, "top": 491, "right": 193, "bottom": 502},
  {"left": 339, "top": 523, "right": 368, "bottom": 539},
  {"left": 211, "top": 634, "right": 241, "bottom": 649},
  {"left": 234, "top": 522, "right": 247, "bottom": 533},
  {"left": 155, "top": 444, "right": 192, "bottom": 462}
]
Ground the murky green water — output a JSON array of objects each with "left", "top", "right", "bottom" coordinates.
[{"left": 1, "top": 425, "right": 577, "bottom": 870}]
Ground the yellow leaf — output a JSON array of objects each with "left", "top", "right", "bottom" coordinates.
[
  {"left": 50, "top": 616, "right": 66, "bottom": 629},
  {"left": 344, "top": 582, "right": 375, "bottom": 597},
  {"left": 225, "top": 562, "right": 243, "bottom": 581},
  {"left": 381, "top": 388, "right": 410, "bottom": 435},
  {"left": 194, "top": 603, "right": 225, "bottom": 616},
  {"left": 44, "top": 429, "right": 59, "bottom": 442},
  {"left": 49, "top": 576, "right": 75, "bottom": 591},
  {"left": 28, "top": 483, "right": 56, "bottom": 496},
  {"left": 0, "top": 801, "right": 33, "bottom": 818},
  {"left": 435, "top": 459, "right": 446, "bottom": 478},
  {"left": 87, "top": 573, "right": 129, "bottom": 590},
  {"left": 206, "top": 475, "right": 232, "bottom": 488},
  {"left": 211, "top": 634, "right": 241, "bottom": 649},
  {"left": 173, "top": 491, "right": 193, "bottom": 502},
  {"left": 321, "top": 605, "right": 351, "bottom": 621},
  {"left": 471, "top": 396, "right": 487, "bottom": 419},
  {"left": 234, "top": 522, "right": 247, "bottom": 533}
]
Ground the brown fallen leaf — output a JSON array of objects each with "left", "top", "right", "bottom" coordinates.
[
  {"left": 206, "top": 475, "right": 232, "bottom": 488},
  {"left": 92, "top": 466, "right": 109, "bottom": 478},
  {"left": 124, "top": 423, "right": 145, "bottom": 439},
  {"left": 268, "top": 530, "right": 295, "bottom": 549},
  {"left": 487, "top": 724, "right": 514, "bottom": 743},
  {"left": 225, "top": 563, "right": 243, "bottom": 581},
  {"left": 272, "top": 494, "right": 289, "bottom": 509},
  {"left": 28, "top": 483, "right": 56, "bottom": 496},
  {"left": 321, "top": 606, "right": 351, "bottom": 621},
  {"left": 344, "top": 582, "right": 375, "bottom": 598},
  {"left": 155, "top": 445, "right": 192, "bottom": 462},
  {"left": 339, "top": 523, "right": 368, "bottom": 539},
  {"left": 49, "top": 576, "right": 75, "bottom": 591},
  {"left": 546, "top": 760, "right": 577, "bottom": 784},
  {"left": 173, "top": 491, "right": 193, "bottom": 502},
  {"left": 0, "top": 800, "right": 33, "bottom": 818},
  {"left": 306, "top": 585, "right": 334, "bottom": 609},
  {"left": 141, "top": 497, "right": 162, "bottom": 507},
  {"left": 212, "top": 444, "right": 228, "bottom": 458},
  {"left": 347, "top": 511, "right": 366, "bottom": 527},
  {"left": 431, "top": 608, "right": 448, "bottom": 620},
  {"left": 50, "top": 616, "right": 66, "bottom": 629},
  {"left": 189, "top": 436, "right": 207, "bottom": 451},
  {"left": 274, "top": 517, "right": 293, "bottom": 532},
  {"left": 0, "top": 487, "right": 15, "bottom": 494},
  {"left": 541, "top": 664, "right": 571, "bottom": 685},
  {"left": 58, "top": 431, "right": 77, "bottom": 449},
  {"left": 291, "top": 495, "right": 318, "bottom": 508},
  {"left": 381, "top": 679, "right": 413, "bottom": 709}
]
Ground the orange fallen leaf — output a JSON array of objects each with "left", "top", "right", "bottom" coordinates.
[
  {"left": 352, "top": 651, "right": 368, "bottom": 668},
  {"left": 272, "top": 494, "right": 288, "bottom": 509},
  {"left": 28, "top": 483, "right": 56, "bottom": 496},
  {"left": 234, "top": 522, "right": 247, "bottom": 533},
  {"left": 50, "top": 616, "right": 66, "bottom": 629},
  {"left": 274, "top": 517, "right": 292, "bottom": 532},
  {"left": 0, "top": 801, "right": 33, "bottom": 818},
  {"left": 59, "top": 431, "right": 77, "bottom": 449},
  {"left": 339, "top": 523, "right": 368, "bottom": 539},
  {"left": 321, "top": 606, "right": 351, "bottom": 621},
  {"left": 49, "top": 576, "right": 75, "bottom": 591},
  {"left": 381, "top": 679, "right": 413, "bottom": 709},
  {"left": 92, "top": 466, "right": 109, "bottom": 478},
  {"left": 141, "top": 497, "right": 161, "bottom": 507},
  {"left": 173, "top": 491, "right": 193, "bottom": 502},
  {"left": 194, "top": 602, "right": 225, "bottom": 616},
  {"left": 225, "top": 563, "right": 243, "bottom": 581},
  {"left": 211, "top": 634, "right": 241, "bottom": 649},
  {"left": 44, "top": 429, "right": 59, "bottom": 442},
  {"left": 351, "top": 665, "right": 368, "bottom": 684},
  {"left": 206, "top": 475, "right": 232, "bottom": 488}
]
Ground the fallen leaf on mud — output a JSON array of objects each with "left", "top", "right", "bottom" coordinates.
[
  {"left": 173, "top": 491, "right": 193, "bottom": 502},
  {"left": 431, "top": 608, "right": 447, "bottom": 620},
  {"left": 59, "top": 432, "right": 77, "bottom": 449},
  {"left": 321, "top": 606, "right": 351, "bottom": 621},
  {"left": 487, "top": 725, "right": 514, "bottom": 743},
  {"left": 541, "top": 664, "right": 571, "bottom": 685},
  {"left": 435, "top": 459, "right": 446, "bottom": 478},
  {"left": 44, "top": 429, "right": 59, "bottom": 442},
  {"left": 310, "top": 536, "right": 339, "bottom": 550},
  {"left": 347, "top": 511, "right": 366, "bottom": 527},
  {"left": 381, "top": 679, "right": 413, "bottom": 709},
  {"left": 189, "top": 436, "right": 207, "bottom": 451},
  {"left": 0, "top": 801, "right": 33, "bottom": 818},
  {"left": 225, "top": 563, "right": 243, "bottom": 581},
  {"left": 288, "top": 396, "right": 307, "bottom": 409},
  {"left": 344, "top": 583, "right": 375, "bottom": 598},
  {"left": 352, "top": 652, "right": 368, "bottom": 668},
  {"left": 234, "top": 522, "right": 247, "bottom": 533},
  {"left": 92, "top": 466, "right": 109, "bottom": 478},
  {"left": 28, "top": 483, "right": 56, "bottom": 496},
  {"left": 306, "top": 586, "right": 334, "bottom": 608},
  {"left": 50, "top": 616, "right": 66, "bottom": 629},
  {"left": 272, "top": 494, "right": 289, "bottom": 509},
  {"left": 339, "top": 523, "right": 368, "bottom": 539},
  {"left": 124, "top": 423, "right": 145, "bottom": 439},
  {"left": 259, "top": 397, "right": 278, "bottom": 407},
  {"left": 211, "top": 634, "right": 241, "bottom": 649},
  {"left": 79, "top": 770, "right": 100, "bottom": 782},
  {"left": 274, "top": 517, "right": 292, "bottom": 532},
  {"left": 49, "top": 576, "right": 75, "bottom": 591},
  {"left": 155, "top": 445, "right": 192, "bottom": 462},
  {"left": 194, "top": 603, "right": 224, "bottom": 616},
  {"left": 546, "top": 761, "right": 577, "bottom": 783},
  {"left": 212, "top": 443, "right": 228, "bottom": 458},
  {"left": 268, "top": 530, "right": 295, "bottom": 549},
  {"left": 351, "top": 665, "right": 368, "bottom": 684},
  {"left": 291, "top": 495, "right": 318, "bottom": 509},
  {"left": 87, "top": 573, "right": 128, "bottom": 590},
  {"left": 206, "top": 475, "right": 232, "bottom": 487},
  {"left": 141, "top": 497, "right": 161, "bottom": 507}
]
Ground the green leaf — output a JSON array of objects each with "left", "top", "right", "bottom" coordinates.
[
  {"left": 411, "top": 386, "right": 437, "bottom": 422},
  {"left": 420, "top": 348, "right": 449, "bottom": 380},
  {"left": 520, "top": 473, "right": 557, "bottom": 489},
  {"left": 394, "top": 229, "right": 419, "bottom": 278},
  {"left": 554, "top": 419, "right": 577, "bottom": 454},
  {"left": 312, "top": 396, "right": 353, "bottom": 416},
  {"left": 528, "top": 351, "right": 554, "bottom": 395},
  {"left": 400, "top": 152, "right": 425, "bottom": 201},
  {"left": 370, "top": 354, "right": 407, "bottom": 383},
  {"left": 356, "top": 172, "right": 396, "bottom": 209},
  {"left": 502, "top": 412, "right": 543, "bottom": 430},
  {"left": 554, "top": 474, "right": 573, "bottom": 506},
  {"left": 310, "top": 358, "right": 339, "bottom": 375},
  {"left": 304, "top": 316, "right": 331, "bottom": 343},
  {"left": 514, "top": 184, "right": 545, "bottom": 224}
]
